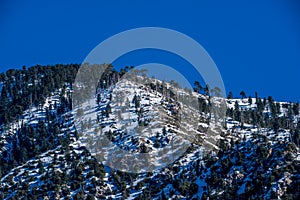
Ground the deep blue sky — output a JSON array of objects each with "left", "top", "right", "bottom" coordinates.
[{"left": 0, "top": 0, "right": 300, "bottom": 102}]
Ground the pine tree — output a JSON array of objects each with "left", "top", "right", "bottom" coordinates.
[
  {"left": 248, "top": 96, "right": 252, "bottom": 104},
  {"left": 194, "top": 81, "right": 203, "bottom": 93},
  {"left": 228, "top": 91, "right": 233, "bottom": 99},
  {"left": 240, "top": 91, "right": 246, "bottom": 99}
]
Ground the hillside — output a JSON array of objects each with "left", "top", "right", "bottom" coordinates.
[{"left": 0, "top": 64, "right": 299, "bottom": 199}]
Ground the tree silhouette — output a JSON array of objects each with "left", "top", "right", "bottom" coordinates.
[{"left": 240, "top": 91, "right": 246, "bottom": 99}]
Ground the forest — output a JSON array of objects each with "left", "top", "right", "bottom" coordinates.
[{"left": 0, "top": 64, "right": 299, "bottom": 199}]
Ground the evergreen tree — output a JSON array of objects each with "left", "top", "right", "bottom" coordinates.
[
  {"left": 228, "top": 91, "right": 233, "bottom": 99},
  {"left": 240, "top": 91, "right": 246, "bottom": 99}
]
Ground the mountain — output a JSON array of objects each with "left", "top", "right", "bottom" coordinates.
[{"left": 0, "top": 64, "right": 299, "bottom": 199}]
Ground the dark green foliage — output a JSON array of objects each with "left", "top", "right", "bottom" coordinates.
[{"left": 0, "top": 64, "right": 79, "bottom": 125}]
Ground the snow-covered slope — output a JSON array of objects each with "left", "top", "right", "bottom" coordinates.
[{"left": 0, "top": 74, "right": 299, "bottom": 199}]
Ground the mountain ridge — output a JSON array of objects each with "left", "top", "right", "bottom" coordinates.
[{"left": 0, "top": 64, "right": 299, "bottom": 199}]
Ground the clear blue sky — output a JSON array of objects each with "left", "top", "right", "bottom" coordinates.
[{"left": 0, "top": 0, "right": 299, "bottom": 102}]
